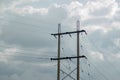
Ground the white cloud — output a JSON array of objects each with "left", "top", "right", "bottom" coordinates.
[
  {"left": 0, "top": 48, "right": 19, "bottom": 63},
  {"left": 60, "top": 0, "right": 119, "bottom": 22},
  {"left": 10, "top": 6, "right": 48, "bottom": 15},
  {"left": 114, "top": 38, "right": 120, "bottom": 47},
  {"left": 0, "top": 0, "right": 120, "bottom": 80},
  {"left": 11, "top": 0, "right": 38, "bottom": 7},
  {"left": 65, "top": 1, "right": 91, "bottom": 20},
  {"left": 90, "top": 51, "right": 104, "bottom": 61},
  {"left": 0, "top": 0, "right": 38, "bottom": 13},
  {"left": 1, "top": 0, "right": 48, "bottom": 15},
  {"left": 111, "top": 22, "right": 120, "bottom": 29},
  {"left": 84, "top": 25, "right": 113, "bottom": 34},
  {"left": 86, "top": 0, "right": 118, "bottom": 18},
  {"left": 114, "top": 53, "right": 120, "bottom": 58}
]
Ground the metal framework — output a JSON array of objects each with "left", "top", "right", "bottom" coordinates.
[{"left": 51, "top": 20, "right": 87, "bottom": 80}]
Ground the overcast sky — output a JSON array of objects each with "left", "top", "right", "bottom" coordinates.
[{"left": 0, "top": 0, "right": 120, "bottom": 80}]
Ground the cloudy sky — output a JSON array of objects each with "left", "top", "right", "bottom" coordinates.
[{"left": 0, "top": 0, "right": 120, "bottom": 80}]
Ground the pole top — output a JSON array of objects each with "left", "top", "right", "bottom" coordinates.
[
  {"left": 58, "top": 23, "right": 61, "bottom": 33},
  {"left": 76, "top": 20, "right": 80, "bottom": 31}
]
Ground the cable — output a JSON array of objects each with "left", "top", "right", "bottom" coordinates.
[
  {"left": 79, "top": 36, "right": 111, "bottom": 80},
  {"left": 86, "top": 59, "right": 109, "bottom": 80},
  {"left": 80, "top": 33, "right": 120, "bottom": 80},
  {"left": 88, "top": 38, "right": 120, "bottom": 78},
  {"left": 0, "top": 54, "right": 50, "bottom": 59},
  {"left": 0, "top": 12, "right": 66, "bottom": 31},
  {"left": 0, "top": 45, "right": 55, "bottom": 58},
  {"left": 0, "top": 14, "right": 57, "bottom": 27}
]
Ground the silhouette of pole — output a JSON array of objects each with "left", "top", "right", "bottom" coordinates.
[
  {"left": 57, "top": 24, "right": 61, "bottom": 80},
  {"left": 77, "top": 20, "right": 80, "bottom": 80}
]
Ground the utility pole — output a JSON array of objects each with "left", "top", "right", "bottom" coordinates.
[
  {"left": 57, "top": 24, "right": 61, "bottom": 80},
  {"left": 51, "top": 20, "right": 87, "bottom": 80},
  {"left": 77, "top": 20, "right": 80, "bottom": 80}
]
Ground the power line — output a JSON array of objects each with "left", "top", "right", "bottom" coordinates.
[
  {"left": 87, "top": 38, "right": 120, "bottom": 78},
  {"left": 0, "top": 54, "right": 50, "bottom": 60},
  {"left": 0, "top": 45, "right": 55, "bottom": 57},
  {"left": 86, "top": 59, "right": 109, "bottom": 80},
  {"left": 78, "top": 36, "right": 111, "bottom": 80},
  {"left": 0, "top": 14, "right": 56, "bottom": 26},
  {"left": 0, "top": 14, "right": 60, "bottom": 31}
]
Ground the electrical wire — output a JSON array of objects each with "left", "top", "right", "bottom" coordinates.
[
  {"left": 87, "top": 37, "right": 120, "bottom": 79},
  {"left": 86, "top": 59, "right": 109, "bottom": 80},
  {"left": 79, "top": 34, "right": 112, "bottom": 80},
  {"left": 60, "top": 31, "right": 92, "bottom": 80},
  {"left": 82, "top": 43, "right": 111, "bottom": 80},
  {"left": 0, "top": 54, "right": 51, "bottom": 60},
  {"left": 0, "top": 44, "right": 56, "bottom": 57},
  {"left": 0, "top": 14, "right": 57, "bottom": 27}
]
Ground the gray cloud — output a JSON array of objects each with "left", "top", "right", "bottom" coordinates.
[
  {"left": 82, "top": 17, "right": 113, "bottom": 26},
  {"left": 90, "top": 7, "right": 112, "bottom": 17},
  {"left": 0, "top": 4, "right": 67, "bottom": 48},
  {"left": 86, "top": 27, "right": 120, "bottom": 54},
  {"left": 0, "top": 0, "right": 120, "bottom": 80},
  {"left": 0, "top": 61, "right": 56, "bottom": 80}
]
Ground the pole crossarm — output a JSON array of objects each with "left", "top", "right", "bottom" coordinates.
[
  {"left": 51, "top": 55, "right": 87, "bottom": 60},
  {"left": 51, "top": 30, "right": 87, "bottom": 36}
]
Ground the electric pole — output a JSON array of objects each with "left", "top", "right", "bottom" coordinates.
[
  {"left": 57, "top": 24, "right": 61, "bottom": 80},
  {"left": 77, "top": 20, "right": 80, "bottom": 80},
  {"left": 51, "top": 20, "right": 87, "bottom": 80}
]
